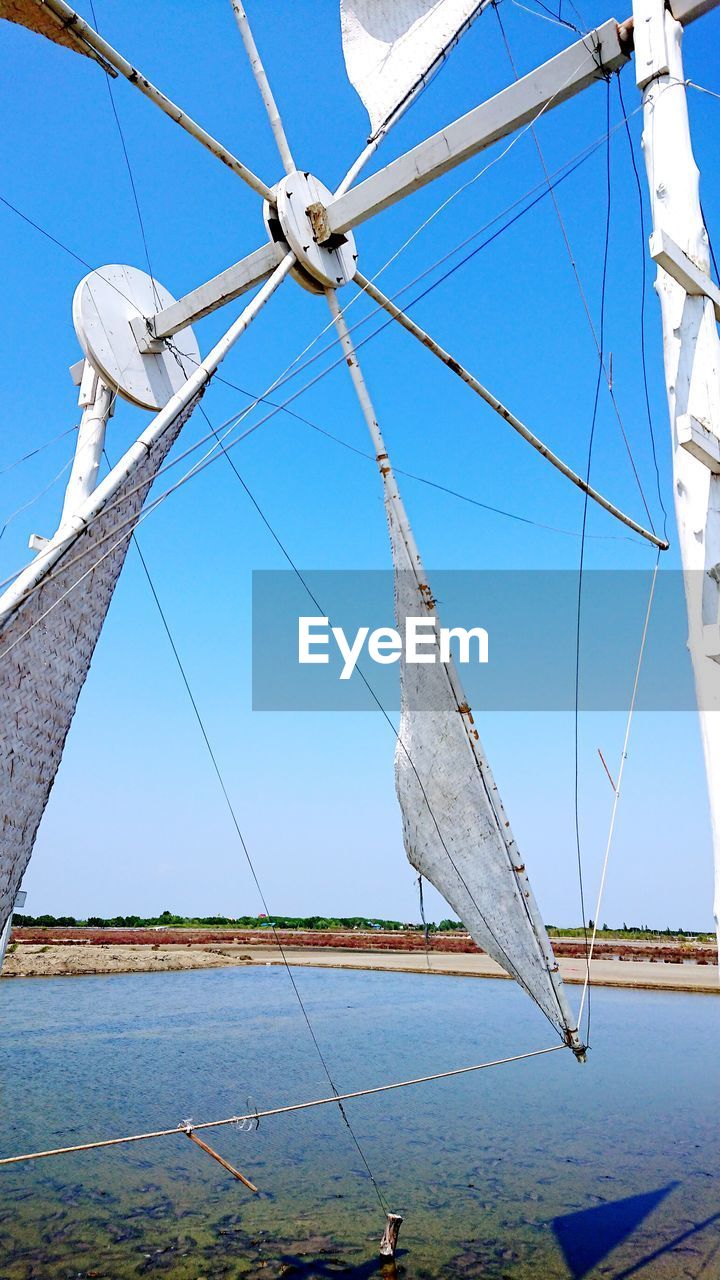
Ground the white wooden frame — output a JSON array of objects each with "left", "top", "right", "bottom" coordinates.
[{"left": 3, "top": 0, "right": 720, "bottom": 987}]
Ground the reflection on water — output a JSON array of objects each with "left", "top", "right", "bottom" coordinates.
[{"left": 0, "top": 966, "right": 717, "bottom": 1277}]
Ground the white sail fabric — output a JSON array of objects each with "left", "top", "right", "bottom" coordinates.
[
  {"left": 341, "top": 0, "right": 485, "bottom": 136},
  {"left": 386, "top": 502, "right": 583, "bottom": 1052},
  {"left": 0, "top": 392, "right": 203, "bottom": 937}
]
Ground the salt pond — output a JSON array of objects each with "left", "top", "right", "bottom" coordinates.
[{"left": 0, "top": 965, "right": 717, "bottom": 1277}]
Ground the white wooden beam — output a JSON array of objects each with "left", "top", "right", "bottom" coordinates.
[
  {"left": 677, "top": 414, "right": 720, "bottom": 472},
  {"left": 650, "top": 228, "right": 720, "bottom": 321},
  {"left": 668, "top": 0, "right": 720, "bottom": 25},
  {"left": 704, "top": 625, "right": 720, "bottom": 662},
  {"left": 60, "top": 364, "right": 115, "bottom": 527},
  {"left": 325, "top": 20, "right": 628, "bottom": 237},
  {"left": 637, "top": 1, "right": 720, "bottom": 956},
  {"left": 142, "top": 242, "right": 286, "bottom": 342},
  {"left": 633, "top": 0, "right": 669, "bottom": 86}
]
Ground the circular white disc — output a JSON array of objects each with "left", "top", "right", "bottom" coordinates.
[
  {"left": 276, "top": 173, "right": 357, "bottom": 290},
  {"left": 72, "top": 265, "right": 201, "bottom": 411},
  {"left": 263, "top": 200, "right": 324, "bottom": 296}
]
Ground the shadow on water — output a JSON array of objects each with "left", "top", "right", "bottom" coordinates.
[
  {"left": 612, "top": 1210, "right": 720, "bottom": 1279},
  {"left": 552, "top": 1182, "right": 678, "bottom": 1278}
]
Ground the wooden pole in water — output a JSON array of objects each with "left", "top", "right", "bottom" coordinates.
[
  {"left": 380, "top": 1213, "right": 403, "bottom": 1258},
  {"left": 184, "top": 1130, "right": 258, "bottom": 1193}
]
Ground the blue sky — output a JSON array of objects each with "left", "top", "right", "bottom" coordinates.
[{"left": 1, "top": 0, "right": 719, "bottom": 927}]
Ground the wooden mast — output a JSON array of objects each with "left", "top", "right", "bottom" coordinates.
[{"left": 634, "top": 0, "right": 720, "bottom": 955}]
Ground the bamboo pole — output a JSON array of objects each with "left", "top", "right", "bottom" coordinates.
[
  {"left": 229, "top": 0, "right": 295, "bottom": 176},
  {"left": 0, "top": 1045, "right": 563, "bottom": 1168},
  {"left": 184, "top": 1130, "right": 258, "bottom": 1192},
  {"left": 354, "top": 270, "right": 668, "bottom": 550},
  {"left": 35, "top": 0, "right": 273, "bottom": 201}
]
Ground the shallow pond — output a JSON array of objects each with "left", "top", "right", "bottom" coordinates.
[{"left": 0, "top": 965, "right": 717, "bottom": 1278}]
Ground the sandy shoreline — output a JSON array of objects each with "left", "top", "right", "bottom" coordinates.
[{"left": 2, "top": 941, "right": 718, "bottom": 993}]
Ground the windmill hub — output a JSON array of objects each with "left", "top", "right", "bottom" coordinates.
[{"left": 271, "top": 171, "right": 357, "bottom": 292}]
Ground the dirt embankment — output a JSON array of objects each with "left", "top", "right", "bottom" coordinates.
[
  {"left": 3, "top": 942, "right": 255, "bottom": 979},
  {"left": 3, "top": 928, "right": 717, "bottom": 992}
]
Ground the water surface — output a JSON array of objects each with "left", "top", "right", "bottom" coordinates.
[{"left": 0, "top": 966, "right": 717, "bottom": 1277}]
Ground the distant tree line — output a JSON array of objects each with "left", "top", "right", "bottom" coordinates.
[
  {"left": 545, "top": 922, "right": 713, "bottom": 940},
  {"left": 11, "top": 909, "right": 466, "bottom": 932},
  {"left": 10, "top": 911, "right": 713, "bottom": 939}
]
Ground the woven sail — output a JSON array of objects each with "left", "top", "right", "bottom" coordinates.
[
  {"left": 0, "top": 0, "right": 92, "bottom": 57},
  {"left": 0, "top": 393, "right": 202, "bottom": 936},
  {"left": 341, "top": 0, "right": 486, "bottom": 136},
  {"left": 386, "top": 500, "right": 583, "bottom": 1052}
]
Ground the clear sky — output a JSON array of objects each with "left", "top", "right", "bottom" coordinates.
[{"left": 1, "top": 0, "right": 719, "bottom": 928}]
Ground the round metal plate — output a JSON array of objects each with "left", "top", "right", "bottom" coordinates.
[
  {"left": 72, "top": 265, "right": 201, "bottom": 411},
  {"left": 276, "top": 173, "right": 357, "bottom": 290}
]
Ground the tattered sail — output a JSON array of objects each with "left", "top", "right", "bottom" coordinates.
[
  {"left": 385, "top": 496, "right": 584, "bottom": 1055},
  {"left": 0, "top": 0, "right": 93, "bottom": 59},
  {"left": 0, "top": 391, "right": 203, "bottom": 937},
  {"left": 326, "top": 293, "right": 584, "bottom": 1053},
  {"left": 341, "top": 0, "right": 487, "bottom": 137}
]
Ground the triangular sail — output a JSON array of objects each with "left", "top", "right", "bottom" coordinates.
[
  {"left": 0, "top": 392, "right": 202, "bottom": 937},
  {"left": 0, "top": 0, "right": 92, "bottom": 58},
  {"left": 386, "top": 499, "right": 583, "bottom": 1053},
  {"left": 341, "top": 0, "right": 487, "bottom": 137},
  {"left": 326, "top": 291, "right": 583, "bottom": 1053}
]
